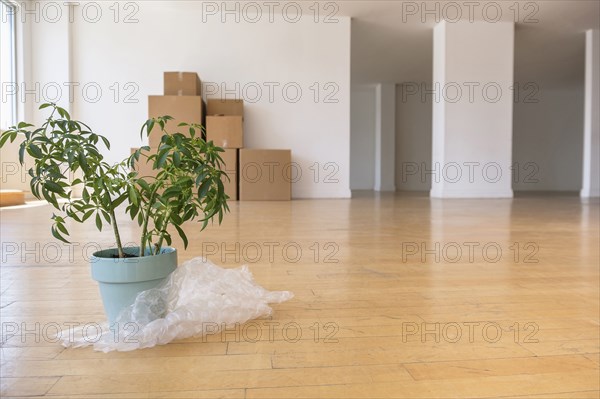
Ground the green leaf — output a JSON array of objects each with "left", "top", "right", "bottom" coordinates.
[
  {"left": 129, "top": 185, "right": 138, "bottom": 206},
  {"left": 112, "top": 193, "right": 128, "bottom": 209},
  {"left": 44, "top": 181, "right": 64, "bottom": 194},
  {"left": 78, "top": 152, "right": 88, "bottom": 171},
  {"left": 82, "top": 209, "right": 94, "bottom": 221},
  {"left": 101, "top": 209, "right": 111, "bottom": 224},
  {"left": 171, "top": 214, "right": 183, "bottom": 225},
  {"left": 140, "top": 121, "right": 148, "bottom": 139},
  {"left": 49, "top": 192, "right": 59, "bottom": 208},
  {"left": 162, "top": 186, "right": 181, "bottom": 200},
  {"left": 137, "top": 178, "right": 150, "bottom": 192},
  {"left": 129, "top": 204, "right": 139, "bottom": 219},
  {"left": 156, "top": 149, "right": 169, "bottom": 169},
  {"left": 56, "top": 107, "right": 71, "bottom": 120},
  {"left": 173, "top": 224, "right": 188, "bottom": 249},
  {"left": 100, "top": 135, "right": 111, "bottom": 150},
  {"left": 198, "top": 179, "right": 211, "bottom": 198},
  {"left": 56, "top": 222, "right": 69, "bottom": 235},
  {"left": 51, "top": 225, "right": 69, "bottom": 243},
  {"left": 0, "top": 132, "right": 12, "bottom": 148},
  {"left": 95, "top": 213, "right": 102, "bottom": 231},
  {"left": 216, "top": 178, "right": 224, "bottom": 199},
  {"left": 147, "top": 119, "right": 155, "bottom": 135},
  {"left": 18, "top": 145, "right": 25, "bottom": 164}
]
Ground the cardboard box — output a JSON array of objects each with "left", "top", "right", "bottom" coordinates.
[
  {"left": 220, "top": 149, "right": 238, "bottom": 200},
  {"left": 206, "top": 115, "right": 243, "bottom": 148},
  {"left": 239, "top": 149, "right": 291, "bottom": 201},
  {"left": 148, "top": 96, "right": 204, "bottom": 147},
  {"left": 202, "top": 99, "right": 207, "bottom": 130},
  {"left": 164, "top": 72, "right": 202, "bottom": 96},
  {"left": 207, "top": 99, "right": 244, "bottom": 116},
  {"left": 220, "top": 148, "right": 238, "bottom": 173}
]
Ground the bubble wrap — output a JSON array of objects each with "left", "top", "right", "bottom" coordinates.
[{"left": 61, "top": 257, "right": 293, "bottom": 352}]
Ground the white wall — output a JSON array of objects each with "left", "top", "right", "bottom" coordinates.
[
  {"left": 395, "top": 83, "right": 432, "bottom": 191},
  {"left": 395, "top": 83, "right": 585, "bottom": 193},
  {"left": 374, "top": 83, "right": 395, "bottom": 191},
  {"left": 23, "top": 2, "right": 351, "bottom": 199},
  {"left": 350, "top": 85, "right": 376, "bottom": 190},
  {"left": 513, "top": 86, "right": 584, "bottom": 192},
  {"left": 432, "top": 20, "right": 514, "bottom": 198}
]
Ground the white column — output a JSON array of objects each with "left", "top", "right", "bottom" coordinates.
[
  {"left": 581, "top": 29, "right": 600, "bottom": 198},
  {"left": 350, "top": 85, "right": 376, "bottom": 190},
  {"left": 431, "top": 20, "right": 514, "bottom": 198},
  {"left": 374, "top": 83, "right": 396, "bottom": 191}
]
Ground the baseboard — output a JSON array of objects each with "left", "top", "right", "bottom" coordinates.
[
  {"left": 580, "top": 188, "right": 600, "bottom": 198},
  {"left": 430, "top": 187, "right": 514, "bottom": 199},
  {"left": 292, "top": 187, "right": 352, "bottom": 199}
]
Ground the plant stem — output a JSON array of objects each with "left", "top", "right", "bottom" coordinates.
[
  {"left": 98, "top": 174, "right": 124, "bottom": 258},
  {"left": 154, "top": 209, "right": 172, "bottom": 255},
  {"left": 42, "top": 108, "right": 57, "bottom": 135},
  {"left": 139, "top": 186, "right": 160, "bottom": 257},
  {"left": 110, "top": 207, "right": 125, "bottom": 258}
]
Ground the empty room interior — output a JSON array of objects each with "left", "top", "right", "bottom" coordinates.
[{"left": 0, "top": 0, "right": 599, "bottom": 398}]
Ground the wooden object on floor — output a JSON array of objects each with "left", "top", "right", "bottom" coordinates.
[{"left": 0, "top": 189, "right": 25, "bottom": 207}]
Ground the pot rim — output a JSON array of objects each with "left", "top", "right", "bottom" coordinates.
[
  {"left": 90, "top": 246, "right": 178, "bottom": 283},
  {"left": 91, "top": 246, "right": 177, "bottom": 261}
]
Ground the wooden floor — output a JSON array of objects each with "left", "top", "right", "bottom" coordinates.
[{"left": 1, "top": 192, "right": 599, "bottom": 398}]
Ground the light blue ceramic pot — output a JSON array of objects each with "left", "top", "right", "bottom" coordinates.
[{"left": 90, "top": 246, "right": 177, "bottom": 324}]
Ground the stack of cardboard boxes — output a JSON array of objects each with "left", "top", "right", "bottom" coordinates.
[
  {"left": 131, "top": 72, "right": 205, "bottom": 180},
  {"left": 205, "top": 99, "right": 243, "bottom": 200},
  {"left": 132, "top": 72, "right": 291, "bottom": 201}
]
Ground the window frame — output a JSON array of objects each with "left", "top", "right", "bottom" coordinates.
[{"left": 1, "top": 0, "right": 18, "bottom": 130}]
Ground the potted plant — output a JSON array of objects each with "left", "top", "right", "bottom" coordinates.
[{"left": 0, "top": 103, "right": 229, "bottom": 323}]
